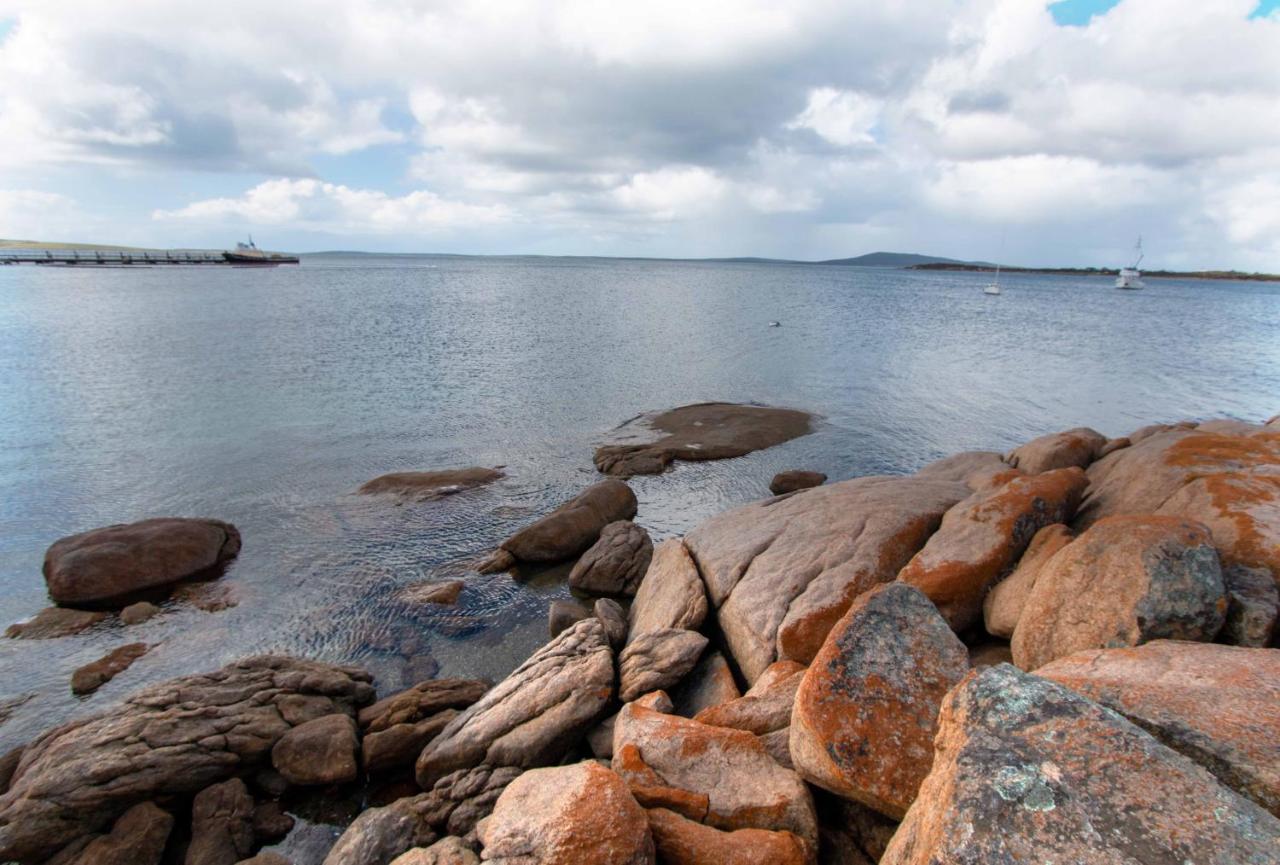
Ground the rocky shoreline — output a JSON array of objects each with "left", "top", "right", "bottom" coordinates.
[{"left": 2, "top": 409, "right": 1278, "bottom": 863}]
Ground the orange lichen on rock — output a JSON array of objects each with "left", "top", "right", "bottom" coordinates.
[{"left": 897, "top": 467, "right": 1087, "bottom": 630}]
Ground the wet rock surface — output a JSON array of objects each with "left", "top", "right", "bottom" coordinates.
[
  {"left": 1012, "top": 514, "right": 1227, "bottom": 669},
  {"left": 594, "top": 403, "right": 813, "bottom": 477},
  {"left": 478, "top": 480, "right": 637, "bottom": 571},
  {"left": 187, "top": 778, "right": 255, "bottom": 865},
  {"left": 70, "top": 642, "right": 149, "bottom": 695},
  {"left": 768, "top": 470, "right": 826, "bottom": 496},
  {"left": 1038, "top": 640, "right": 1280, "bottom": 815},
  {"left": 6, "top": 606, "right": 109, "bottom": 639},
  {"left": 881, "top": 663, "right": 1280, "bottom": 864},
  {"left": 43, "top": 517, "right": 242, "bottom": 607},
  {"left": 357, "top": 467, "right": 504, "bottom": 502},
  {"left": 684, "top": 475, "right": 968, "bottom": 682}
]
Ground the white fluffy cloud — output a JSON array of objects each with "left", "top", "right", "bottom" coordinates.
[{"left": 0, "top": 0, "right": 1277, "bottom": 266}]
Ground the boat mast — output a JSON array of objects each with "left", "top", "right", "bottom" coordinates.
[{"left": 1133, "top": 236, "right": 1143, "bottom": 270}]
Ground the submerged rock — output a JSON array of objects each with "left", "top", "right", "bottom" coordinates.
[
  {"left": 768, "top": 470, "right": 826, "bottom": 496},
  {"left": 478, "top": 761, "right": 654, "bottom": 865},
  {"left": 1011, "top": 515, "right": 1226, "bottom": 670},
  {"left": 684, "top": 475, "right": 969, "bottom": 683},
  {"left": 478, "top": 480, "right": 637, "bottom": 572},
  {"left": 43, "top": 517, "right": 241, "bottom": 607},
  {"left": 0, "top": 655, "right": 373, "bottom": 863},
  {"left": 358, "top": 467, "right": 504, "bottom": 502},
  {"left": 415, "top": 618, "right": 613, "bottom": 788},
  {"left": 70, "top": 642, "right": 149, "bottom": 695},
  {"left": 594, "top": 403, "right": 812, "bottom": 477},
  {"left": 880, "top": 664, "right": 1280, "bottom": 864},
  {"left": 789, "top": 583, "right": 968, "bottom": 819},
  {"left": 5, "top": 606, "right": 108, "bottom": 639},
  {"left": 398, "top": 580, "right": 465, "bottom": 606},
  {"left": 120, "top": 601, "right": 161, "bottom": 625},
  {"left": 1038, "top": 640, "right": 1280, "bottom": 816},
  {"left": 898, "top": 467, "right": 1087, "bottom": 631},
  {"left": 568, "top": 521, "right": 653, "bottom": 596}
]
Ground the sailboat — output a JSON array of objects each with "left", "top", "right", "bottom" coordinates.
[
  {"left": 1115, "top": 236, "right": 1145, "bottom": 289},
  {"left": 984, "top": 261, "right": 1002, "bottom": 295}
]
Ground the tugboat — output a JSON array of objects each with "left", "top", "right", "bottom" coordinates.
[
  {"left": 222, "top": 236, "right": 299, "bottom": 265},
  {"left": 1115, "top": 236, "right": 1145, "bottom": 289}
]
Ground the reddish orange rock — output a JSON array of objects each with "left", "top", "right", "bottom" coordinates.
[
  {"left": 684, "top": 475, "right": 969, "bottom": 683},
  {"left": 646, "top": 807, "right": 811, "bottom": 865},
  {"left": 982, "top": 523, "right": 1075, "bottom": 638},
  {"left": 897, "top": 467, "right": 1087, "bottom": 631},
  {"left": 1011, "top": 515, "right": 1226, "bottom": 670},
  {"left": 1004, "top": 426, "right": 1106, "bottom": 474},
  {"left": 789, "top": 583, "right": 969, "bottom": 819},
  {"left": 479, "top": 761, "right": 654, "bottom": 865},
  {"left": 693, "top": 660, "right": 805, "bottom": 735},
  {"left": 1038, "top": 640, "right": 1280, "bottom": 816},
  {"left": 611, "top": 703, "right": 816, "bottom": 848},
  {"left": 1076, "top": 428, "right": 1280, "bottom": 590},
  {"left": 880, "top": 664, "right": 1280, "bottom": 864}
]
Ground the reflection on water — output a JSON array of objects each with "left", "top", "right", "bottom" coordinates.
[{"left": 1, "top": 255, "right": 1278, "bottom": 756}]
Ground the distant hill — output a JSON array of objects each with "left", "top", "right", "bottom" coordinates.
[{"left": 815, "top": 251, "right": 986, "bottom": 267}]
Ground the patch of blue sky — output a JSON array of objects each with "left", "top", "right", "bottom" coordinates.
[{"left": 1050, "top": 0, "right": 1278, "bottom": 25}]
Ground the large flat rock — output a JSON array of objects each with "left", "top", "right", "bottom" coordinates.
[
  {"left": 357, "top": 467, "right": 504, "bottom": 502},
  {"left": 684, "top": 475, "right": 969, "bottom": 683},
  {"left": 594, "top": 403, "right": 812, "bottom": 477},
  {"left": 881, "top": 664, "right": 1280, "bottom": 864}
]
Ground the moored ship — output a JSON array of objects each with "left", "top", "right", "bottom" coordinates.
[{"left": 222, "top": 236, "right": 299, "bottom": 265}]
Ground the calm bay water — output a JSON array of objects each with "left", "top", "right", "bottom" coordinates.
[{"left": 1, "top": 254, "right": 1278, "bottom": 755}]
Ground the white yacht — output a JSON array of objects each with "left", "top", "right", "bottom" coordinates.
[
  {"left": 984, "top": 262, "right": 1002, "bottom": 295},
  {"left": 1116, "top": 237, "right": 1145, "bottom": 289}
]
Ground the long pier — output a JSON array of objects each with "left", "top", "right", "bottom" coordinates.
[{"left": 1, "top": 249, "right": 231, "bottom": 266}]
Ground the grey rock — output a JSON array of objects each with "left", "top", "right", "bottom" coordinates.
[
  {"left": 618, "top": 628, "right": 708, "bottom": 703},
  {"left": 415, "top": 619, "right": 613, "bottom": 788},
  {"left": 568, "top": 521, "right": 653, "bottom": 596},
  {"left": 0, "top": 655, "right": 373, "bottom": 863},
  {"left": 1221, "top": 564, "right": 1279, "bottom": 647}
]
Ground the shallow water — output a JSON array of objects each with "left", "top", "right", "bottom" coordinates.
[{"left": 1, "top": 255, "right": 1278, "bottom": 760}]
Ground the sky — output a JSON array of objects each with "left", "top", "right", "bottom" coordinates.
[{"left": 0, "top": 0, "right": 1278, "bottom": 269}]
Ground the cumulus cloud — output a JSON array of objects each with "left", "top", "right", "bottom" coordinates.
[
  {"left": 0, "top": 0, "right": 1277, "bottom": 265},
  {"left": 154, "top": 179, "right": 510, "bottom": 235}
]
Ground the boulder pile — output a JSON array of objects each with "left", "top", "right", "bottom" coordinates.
[{"left": 2, "top": 414, "right": 1277, "bottom": 864}]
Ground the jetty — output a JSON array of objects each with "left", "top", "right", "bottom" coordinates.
[{"left": 0, "top": 240, "right": 300, "bottom": 267}]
